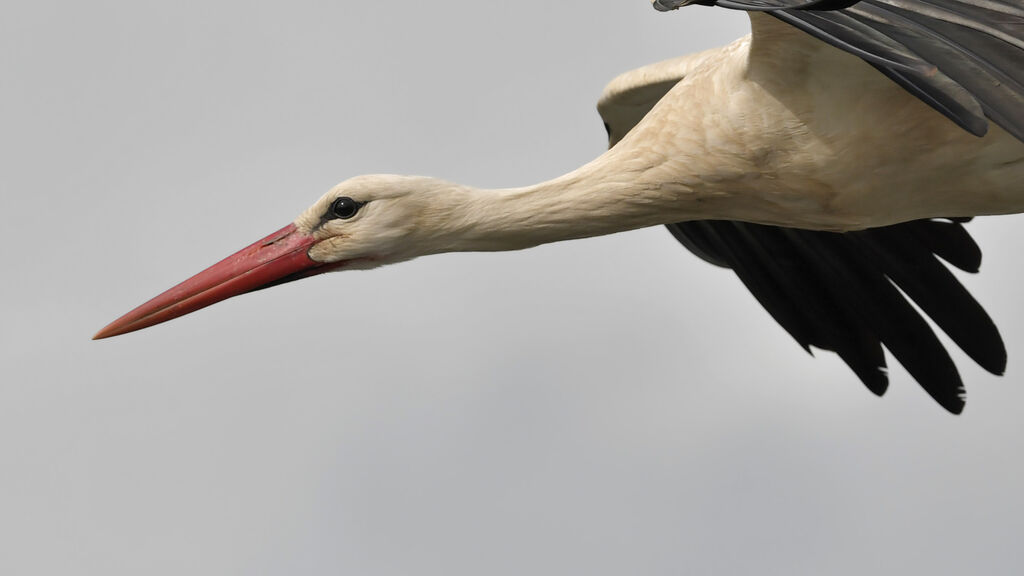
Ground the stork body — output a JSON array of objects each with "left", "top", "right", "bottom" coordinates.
[
  {"left": 97, "top": 3, "right": 1024, "bottom": 412},
  {"left": 597, "top": 14, "right": 1024, "bottom": 231}
]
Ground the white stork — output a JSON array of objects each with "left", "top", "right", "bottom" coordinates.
[{"left": 95, "top": 0, "right": 1024, "bottom": 413}]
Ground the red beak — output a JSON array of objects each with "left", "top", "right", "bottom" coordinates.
[{"left": 94, "top": 223, "right": 325, "bottom": 339}]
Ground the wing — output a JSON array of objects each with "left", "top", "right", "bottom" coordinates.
[
  {"left": 597, "top": 48, "right": 724, "bottom": 146},
  {"left": 598, "top": 58, "right": 1006, "bottom": 413},
  {"left": 653, "top": 0, "right": 1024, "bottom": 142}
]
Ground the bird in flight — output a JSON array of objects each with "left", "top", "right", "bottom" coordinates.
[{"left": 96, "top": 0, "right": 1024, "bottom": 413}]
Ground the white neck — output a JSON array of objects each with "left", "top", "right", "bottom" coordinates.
[{"left": 444, "top": 146, "right": 713, "bottom": 253}]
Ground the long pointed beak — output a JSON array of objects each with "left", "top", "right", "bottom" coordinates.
[{"left": 94, "top": 223, "right": 324, "bottom": 339}]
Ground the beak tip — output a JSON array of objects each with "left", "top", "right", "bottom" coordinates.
[{"left": 92, "top": 323, "right": 122, "bottom": 340}]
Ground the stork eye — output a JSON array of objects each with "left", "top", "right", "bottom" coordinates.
[{"left": 329, "top": 196, "right": 362, "bottom": 220}]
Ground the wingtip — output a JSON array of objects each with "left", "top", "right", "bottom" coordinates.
[{"left": 949, "top": 396, "right": 966, "bottom": 416}]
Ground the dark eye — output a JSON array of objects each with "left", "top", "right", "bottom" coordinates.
[{"left": 329, "top": 196, "right": 362, "bottom": 220}]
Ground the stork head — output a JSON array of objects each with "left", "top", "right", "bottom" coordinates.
[
  {"left": 94, "top": 174, "right": 464, "bottom": 339},
  {"left": 297, "top": 174, "right": 470, "bottom": 267}
]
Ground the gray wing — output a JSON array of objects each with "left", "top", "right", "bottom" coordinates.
[
  {"left": 654, "top": 0, "right": 1024, "bottom": 142},
  {"left": 599, "top": 61, "right": 1005, "bottom": 413}
]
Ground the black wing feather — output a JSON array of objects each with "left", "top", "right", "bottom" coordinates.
[
  {"left": 907, "top": 218, "right": 981, "bottom": 272},
  {"left": 666, "top": 219, "right": 1004, "bottom": 413},
  {"left": 849, "top": 225, "right": 1005, "bottom": 374},
  {"left": 726, "top": 223, "right": 892, "bottom": 394}
]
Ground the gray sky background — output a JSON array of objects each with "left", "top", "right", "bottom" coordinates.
[{"left": 4, "top": 1, "right": 1024, "bottom": 574}]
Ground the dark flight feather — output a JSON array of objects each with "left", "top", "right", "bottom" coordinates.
[
  {"left": 657, "top": 0, "right": 1024, "bottom": 142},
  {"left": 666, "top": 219, "right": 1005, "bottom": 413}
]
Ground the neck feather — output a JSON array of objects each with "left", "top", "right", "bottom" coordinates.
[{"left": 445, "top": 147, "right": 707, "bottom": 252}]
